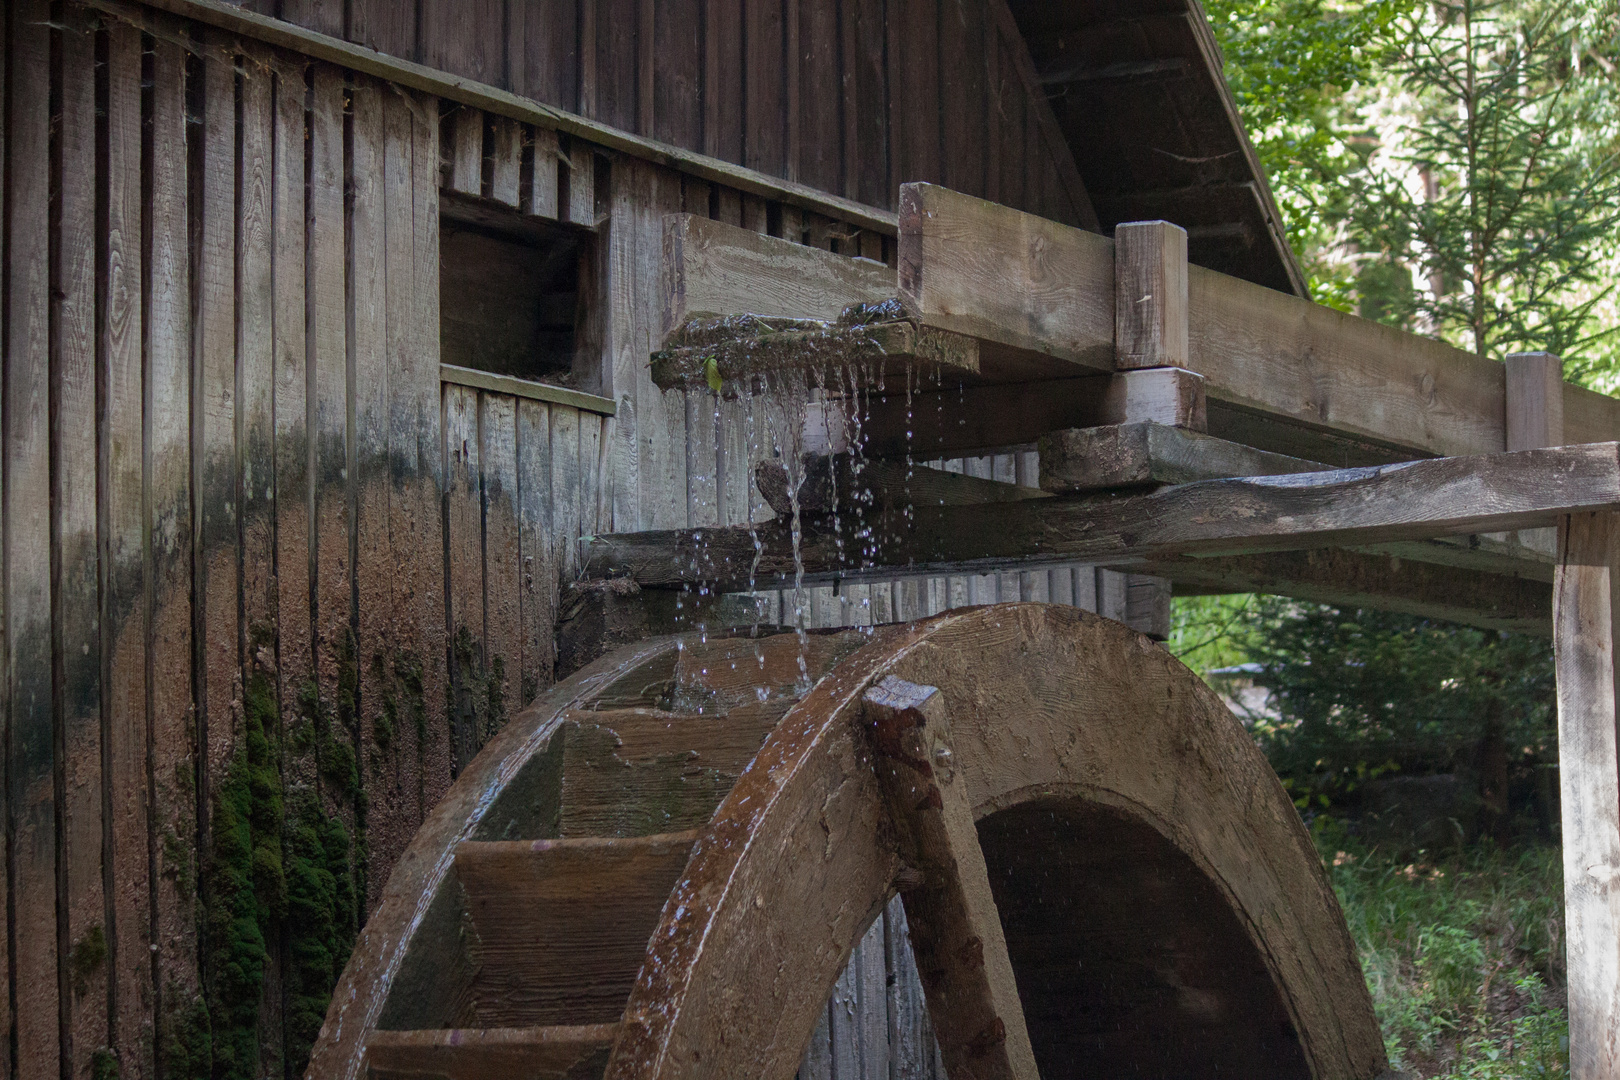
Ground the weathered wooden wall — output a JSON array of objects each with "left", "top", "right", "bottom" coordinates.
[
  {"left": 0, "top": 3, "right": 1127, "bottom": 1079},
  {"left": 228, "top": 0, "right": 1095, "bottom": 229}
]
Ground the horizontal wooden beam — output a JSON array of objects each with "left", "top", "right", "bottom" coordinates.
[
  {"left": 1038, "top": 422, "right": 1318, "bottom": 493},
  {"left": 1148, "top": 549, "right": 1550, "bottom": 635},
  {"left": 86, "top": 0, "right": 899, "bottom": 235},
  {"left": 860, "top": 369, "right": 1205, "bottom": 458},
  {"left": 662, "top": 214, "right": 891, "bottom": 332},
  {"left": 651, "top": 311, "right": 979, "bottom": 391},
  {"left": 582, "top": 442, "right": 1620, "bottom": 588},
  {"left": 441, "top": 364, "right": 617, "bottom": 415},
  {"left": 897, "top": 185, "right": 1116, "bottom": 377}
]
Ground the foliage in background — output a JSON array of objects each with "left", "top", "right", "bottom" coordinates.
[
  {"left": 1324, "top": 830, "right": 1567, "bottom": 1077},
  {"left": 1207, "top": 0, "right": 1620, "bottom": 374},
  {"left": 1349, "top": 0, "right": 1620, "bottom": 364},
  {"left": 1241, "top": 597, "right": 1556, "bottom": 808}
]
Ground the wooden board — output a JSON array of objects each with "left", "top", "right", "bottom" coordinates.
[
  {"left": 482, "top": 393, "right": 523, "bottom": 745},
  {"left": 55, "top": 9, "right": 109, "bottom": 1072},
  {"left": 350, "top": 72, "right": 394, "bottom": 913},
  {"left": 5, "top": 4, "right": 59, "bottom": 1071},
  {"left": 1114, "top": 220, "right": 1189, "bottom": 370},
  {"left": 661, "top": 213, "right": 891, "bottom": 331},
  {"left": 367, "top": 1024, "right": 619, "bottom": 1080},
  {"left": 103, "top": 23, "right": 155, "bottom": 1073},
  {"left": 310, "top": 65, "right": 355, "bottom": 835},
  {"left": 1039, "top": 422, "right": 1321, "bottom": 493},
  {"left": 1554, "top": 512, "right": 1620, "bottom": 1080},
  {"left": 444, "top": 384, "right": 485, "bottom": 774},
  {"left": 585, "top": 443, "right": 1620, "bottom": 588},
  {"left": 897, "top": 184, "right": 1114, "bottom": 375},
  {"left": 198, "top": 32, "right": 241, "bottom": 842},
  {"left": 456, "top": 831, "right": 698, "bottom": 1025},
  {"left": 516, "top": 401, "right": 557, "bottom": 706}
]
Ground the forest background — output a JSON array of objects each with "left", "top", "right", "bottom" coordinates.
[{"left": 1183, "top": 1, "right": 1619, "bottom": 1073}]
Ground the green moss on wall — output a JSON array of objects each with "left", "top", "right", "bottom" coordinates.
[
  {"left": 158, "top": 985, "right": 211, "bottom": 1080},
  {"left": 283, "top": 790, "right": 356, "bottom": 1074},
  {"left": 197, "top": 662, "right": 360, "bottom": 1079},
  {"left": 203, "top": 670, "right": 282, "bottom": 1080}
]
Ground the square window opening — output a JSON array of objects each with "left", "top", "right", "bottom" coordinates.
[{"left": 440, "top": 192, "right": 599, "bottom": 392}]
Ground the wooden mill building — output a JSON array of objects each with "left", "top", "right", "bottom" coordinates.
[{"left": 2, "top": 0, "right": 1612, "bottom": 1078}]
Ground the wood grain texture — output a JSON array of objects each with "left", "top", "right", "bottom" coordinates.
[
  {"left": 54, "top": 9, "right": 109, "bottom": 1072},
  {"left": 525, "top": 125, "right": 561, "bottom": 220},
  {"left": 897, "top": 183, "right": 1115, "bottom": 375},
  {"left": 366, "top": 1024, "right": 620, "bottom": 1080},
  {"left": 662, "top": 212, "right": 892, "bottom": 331},
  {"left": 198, "top": 34, "right": 240, "bottom": 836},
  {"left": 585, "top": 443, "right": 1620, "bottom": 588},
  {"left": 1039, "top": 422, "right": 1322, "bottom": 494},
  {"left": 5, "top": 3, "right": 59, "bottom": 1071},
  {"left": 310, "top": 65, "right": 354, "bottom": 833},
  {"left": 350, "top": 72, "right": 397, "bottom": 911},
  {"left": 457, "top": 831, "right": 699, "bottom": 1025},
  {"left": 102, "top": 23, "right": 155, "bottom": 1073},
  {"left": 1555, "top": 512, "right": 1620, "bottom": 1080},
  {"left": 489, "top": 114, "right": 523, "bottom": 206},
  {"left": 516, "top": 401, "right": 557, "bottom": 707},
  {"left": 86, "top": 0, "right": 902, "bottom": 233},
  {"left": 863, "top": 677, "right": 1040, "bottom": 1080},
  {"left": 1114, "top": 220, "right": 1189, "bottom": 370},
  {"left": 1507, "top": 352, "right": 1566, "bottom": 451},
  {"left": 444, "top": 384, "right": 485, "bottom": 773},
  {"left": 482, "top": 393, "right": 523, "bottom": 746},
  {"left": 147, "top": 32, "right": 202, "bottom": 1056}
]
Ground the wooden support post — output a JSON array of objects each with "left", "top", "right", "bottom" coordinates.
[
  {"left": 863, "top": 676, "right": 1040, "bottom": 1080},
  {"left": 1114, "top": 220, "right": 1189, "bottom": 370},
  {"left": 1507, "top": 352, "right": 1566, "bottom": 555},
  {"left": 1554, "top": 511, "right": 1620, "bottom": 1079}
]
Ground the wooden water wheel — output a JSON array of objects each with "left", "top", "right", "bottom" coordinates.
[{"left": 309, "top": 604, "right": 1390, "bottom": 1080}]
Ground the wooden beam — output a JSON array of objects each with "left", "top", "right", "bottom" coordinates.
[
  {"left": 897, "top": 184, "right": 1115, "bottom": 377},
  {"left": 651, "top": 311, "right": 979, "bottom": 391},
  {"left": 753, "top": 457, "right": 1049, "bottom": 519},
  {"left": 861, "top": 369, "right": 1204, "bottom": 459},
  {"left": 1147, "top": 549, "right": 1550, "bottom": 635},
  {"left": 80, "top": 0, "right": 901, "bottom": 235},
  {"left": 863, "top": 677, "right": 1041, "bottom": 1080},
  {"left": 582, "top": 443, "right": 1620, "bottom": 588},
  {"left": 1039, "top": 422, "right": 1320, "bottom": 493},
  {"left": 662, "top": 213, "right": 890, "bottom": 331},
  {"left": 1114, "top": 220, "right": 1188, "bottom": 370},
  {"left": 1554, "top": 511, "right": 1620, "bottom": 1080}
]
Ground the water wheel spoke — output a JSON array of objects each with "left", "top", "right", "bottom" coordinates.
[{"left": 863, "top": 675, "right": 1042, "bottom": 1080}]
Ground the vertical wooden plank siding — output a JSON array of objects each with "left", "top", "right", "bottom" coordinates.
[
  {"left": 407, "top": 88, "right": 451, "bottom": 818},
  {"left": 1555, "top": 512, "right": 1620, "bottom": 1080},
  {"left": 147, "top": 31, "right": 203, "bottom": 1060},
  {"left": 4, "top": 1, "right": 58, "bottom": 1073},
  {"left": 0, "top": 7, "right": 10, "bottom": 1066},
  {"left": 309, "top": 64, "right": 353, "bottom": 833},
  {"left": 103, "top": 21, "right": 155, "bottom": 1076},
  {"left": 442, "top": 383, "right": 483, "bottom": 774},
  {"left": 515, "top": 401, "right": 555, "bottom": 707},
  {"left": 480, "top": 392, "right": 522, "bottom": 745},
  {"left": 54, "top": 8, "right": 109, "bottom": 1074},
  {"left": 349, "top": 72, "right": 392, "bottom": 913},
  {"left": 271, "top": 51, "right": 314, "bottom": 862},
  {"left": 198, "top": 31, "right": 241, "bottom": 858}
]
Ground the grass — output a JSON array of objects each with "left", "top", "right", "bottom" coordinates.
[{"left": 1320, "top": 828, "right": 1569, "bottom": 1078}]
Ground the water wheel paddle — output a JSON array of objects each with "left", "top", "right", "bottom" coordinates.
[{"left": 310, "top": 604, "right": 1388, "bottom": 1080}]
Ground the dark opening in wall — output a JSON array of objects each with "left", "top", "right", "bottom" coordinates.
[{"left": 439, "top": 191, "right": 598, "bottom": 390}]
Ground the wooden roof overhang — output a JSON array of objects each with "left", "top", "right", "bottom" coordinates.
[{"left": 1010, "top": 0, "right": 1308, "bottom": 296}]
